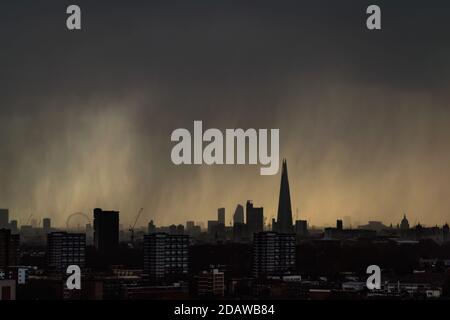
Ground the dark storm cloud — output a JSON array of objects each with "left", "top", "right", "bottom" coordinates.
[
  {"left": 0, "top": 0, "right": 449, "bottom": 226},
  {"left": 2, "top": 0, "right": 449, "bottom": 97}
]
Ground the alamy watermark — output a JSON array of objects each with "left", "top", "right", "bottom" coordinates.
[
  {"left": 170, "top": 121, "right": 280, "bottom": 175},
  {"left": 66, "top": 265, "right": 81, "bottom": 290},
  {"left": 65, "top": 4, "right": 381, "bottom": 31},
  {"left": 366, "top": 265, "right": 381, "bottom": 290}
]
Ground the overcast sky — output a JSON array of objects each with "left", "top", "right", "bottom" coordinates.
[{"left": 0, "top": 0, "right": 449, "bottom": 227}]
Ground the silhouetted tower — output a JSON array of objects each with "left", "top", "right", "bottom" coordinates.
[
  {"left": 0, "top": 209, "right": 9, "bottom": 229},
  {"left": 233, "top": 204, "right": 244, "bottom": 225},
  {"left": 276, "top": 159, "right": 293, "bottom": 233},
  {"left": 218, "top": 208, "right": 225, "bottom": 226},
  {"left": 246, "top": 201, "right": 264, "bottom": 237},
  {"left": 93, "top": 208, "right": 119, "bottom": 254}
]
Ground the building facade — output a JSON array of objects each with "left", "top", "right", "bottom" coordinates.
[
  {"left": 143, "top": 233, "right": 189, "bottom": 283},
  {"left": 196, "top": 269, "right": 225, "bottom": 297},
  {"left": 253, "top": 232, "right": 296, "bottom": 278},
  {"left": 0, "top": 229, "right": 19, "bottom": 270},
  {"left": 47, "top": 232, "right": 86, "bottom": 273}
]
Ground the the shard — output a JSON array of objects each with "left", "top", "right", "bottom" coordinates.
[{"left": 276, "top": 159, "right": 294, "bottom": 233}]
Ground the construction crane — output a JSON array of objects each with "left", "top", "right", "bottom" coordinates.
[
  {"left": 129, "top": 208, "right": 143, "bottom": 244},
  {"left": 26, "top": 214, "right": 33, "bottom": 225}
]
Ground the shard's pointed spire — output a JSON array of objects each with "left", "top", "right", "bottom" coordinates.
[{"left": 276, "top": 159, "right": 293, "bottom": 233}]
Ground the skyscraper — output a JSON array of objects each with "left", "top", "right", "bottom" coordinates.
[
  {"left": 217, "top": 208, "right": 225, "bottom": 226},
  {"left": 143, "top": 233, "right": 189, "bottom": 283},
  {"left": 295, "top": 220, "right": 308, "bottom": 236},
  {"left": 0, "top": 229, "right": 19, "bottom": 269},
  {"left": 47, "top": 232, "right": 86, "bottom": 273},
  {"left": 93, "top": 208, "right": 119, "bottom": 254},
  {"left": 253, "top": 232, "right": 296, "bottom": 278},
  {"left": 233, "top": 204, "right": 244, "bottom": 225},
  {"left": 0, "top": 209, "right": 9, "bottom": 229},
  {"left": 276, "top": 159, "right": 293, "bottom": 233},
  {"left": 233, "top": 204, "right": 246, "bottom": 241},
  {"left": 246, "top": 200, "right": 264, "bottom": 237}
]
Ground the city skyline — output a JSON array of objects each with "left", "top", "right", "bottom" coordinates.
[
  {"left": 1, "top": 154, "right": 449, "bottom": 301},
  {"left": 1, "top": 1, "right": 450, "bottom": 227},
  {"left": 2, "top": 0, "right": 450, "bottom": 307},
  {"left": 1, "top": 157, "right": 449, "bottom": 231},
  {"left": 0, "top": 159, "right": 448, "bottom": 228}
]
